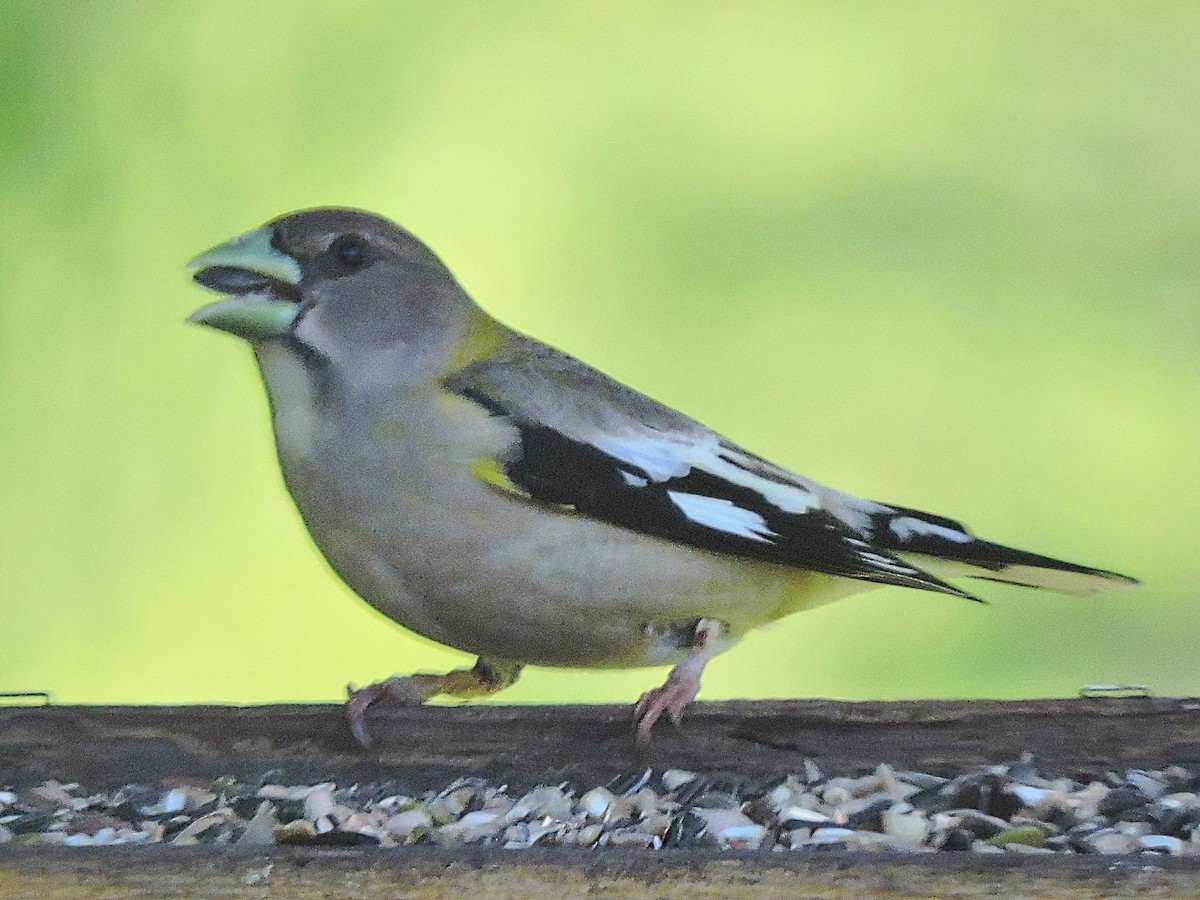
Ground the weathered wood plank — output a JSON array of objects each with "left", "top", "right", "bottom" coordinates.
[
  {"left": 2, "top": 698, "right": 1198, "bottom": 791},
  {"left": 3, "top": 700, "right": 1200, "bottom": 896}
]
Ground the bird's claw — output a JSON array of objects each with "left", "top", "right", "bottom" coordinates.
[
  {"left": 345, "top": 676, "right": 428, "bottom": 749},
  {"left": 633, "top": 669, "right": 701, "bottom": 744}
]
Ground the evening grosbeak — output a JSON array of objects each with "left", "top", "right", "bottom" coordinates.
[{"left": 188, "top": 208, "right": 1137, "bottom": 747}]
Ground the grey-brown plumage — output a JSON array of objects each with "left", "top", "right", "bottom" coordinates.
[{"left": 188, "top": 208, "right": 1138, "bottom": 746}]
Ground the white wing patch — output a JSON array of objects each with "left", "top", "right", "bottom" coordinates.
[
  {"left": 667, "top": 491, "right": 778, "bottom": 543},
  {"left": 857, "top": 550, "right": 921, "bottom": 575},
  {"left": 889, "top": 516, "right": 973, "bottom": 544},
  {"left": 845, "top": 537, "right": 922, "bottom": 575},
  {"left": 594, "top": 433, "right": 820, "bottom": 516},
  {"left": 706, "top": 448, "right": 819, "bottom": 514},
  {"left": 594, "top": 433, "right": 693, "bottom": 481}
]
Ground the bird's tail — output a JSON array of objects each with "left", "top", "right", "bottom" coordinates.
[{"left": 868, "top": 503, "right": 1139, "bottom": 597}]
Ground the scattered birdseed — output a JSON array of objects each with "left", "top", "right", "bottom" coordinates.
[{"left": 2, "top": 756, "right": 1198, "bottom": 854}]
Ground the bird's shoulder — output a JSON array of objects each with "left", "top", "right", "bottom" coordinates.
[{"left": 446, "top": 335, "right": 699, "bottom": 442}]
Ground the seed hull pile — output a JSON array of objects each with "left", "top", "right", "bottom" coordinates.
[{"left": 3, "top": 756, "right": 1198, "bottom": 856}]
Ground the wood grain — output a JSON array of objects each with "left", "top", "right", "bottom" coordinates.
[{"left": 2, "top": 698, "right": 1198, "bottom": 792}]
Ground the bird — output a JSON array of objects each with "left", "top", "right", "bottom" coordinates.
[{"left": 187, "top": 208, "right": 1138, "bottom": 747}]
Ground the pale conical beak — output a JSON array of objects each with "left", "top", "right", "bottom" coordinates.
[{"left": 187, "top": 226, "right": 303, "bottom": 342}]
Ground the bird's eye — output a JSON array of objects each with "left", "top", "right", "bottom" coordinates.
[{"left": 328, "top": 234, "right": 368, "bottom": 273}]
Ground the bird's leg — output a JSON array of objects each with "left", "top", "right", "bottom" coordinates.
[
  {"left": 346, "top": 656, "right": 523, "bottom": 749},
  {"left": 633, "top": 618, "right": 729, "bottom": 743}
]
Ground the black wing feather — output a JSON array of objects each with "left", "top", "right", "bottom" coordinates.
[{"left": 867, "top": 503, "right": 1134, "bottom": 587}]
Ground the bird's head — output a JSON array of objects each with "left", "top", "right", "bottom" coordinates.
[{"left": 188, "top": 208, "right": 478, "bottom": 380}]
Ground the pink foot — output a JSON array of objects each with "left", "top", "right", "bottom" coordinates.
[
  {"left": 632, "top": 618, "right": 729, "bottom": 744},
  {"left": 633, "top": 668, "right": 702, "bottom": 744},
  {"left": 345, "top": 676, "right": 430, "bottom": 749}
]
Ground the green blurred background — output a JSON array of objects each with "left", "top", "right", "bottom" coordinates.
[{"left": 1, "top": 1, "right": 1196, "bottom": 708}]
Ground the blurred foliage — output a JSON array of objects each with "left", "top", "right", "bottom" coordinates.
[{"left": 0, "top": 1, "right": 1196, "bottom": 706}]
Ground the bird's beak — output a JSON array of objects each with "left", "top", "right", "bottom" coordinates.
[{"left": 187, "top": 226, "right": 304, "bottom": 342}]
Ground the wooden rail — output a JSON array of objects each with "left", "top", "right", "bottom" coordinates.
[{"left": 1, "top": 699, "right": 1198, "bottom": 898}]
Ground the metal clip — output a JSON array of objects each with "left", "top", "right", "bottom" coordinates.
[
  {"left": 1079, "top": 684, "right": 1152, "bottom": 699},
  {"left": 0, "top": 691, "right": 54, "bottom": 706}
]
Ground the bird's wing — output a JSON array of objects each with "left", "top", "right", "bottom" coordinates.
[
  {"left": 444, "top": 340, "right": 977, "bottom": 599},
  {"left": 858, "top": 502, "right": 1139, "bottom": 596}
]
